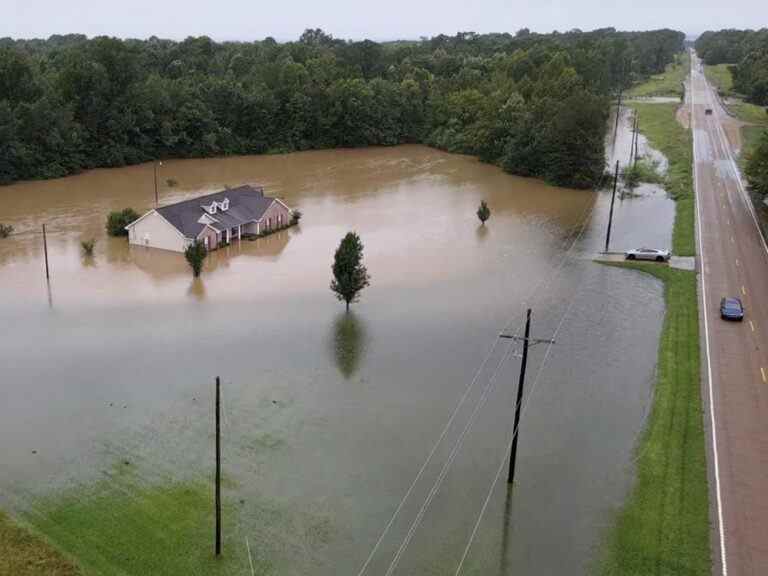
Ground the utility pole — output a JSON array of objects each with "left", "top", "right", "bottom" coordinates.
[
  {"left": 215, "top": 376, "right": 221, "bottom": 556},
  {"left": 634, "top": 116, "right": 640, "bottom": 168},
  {"left": 500, "top": 309, "right": 554, "bottom": 486},
  {"left": 604, "top": 160, "right": 619, "bottom": 253},
  {"left": 154, "top": 161, "right": 163, "bottom": 207},
  {"left": 42, "top": 223, "right": 50, "bottom": 280}
]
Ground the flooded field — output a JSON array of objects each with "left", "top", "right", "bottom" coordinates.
[{"left": 1, "top": 142, "right": 672, "bottom": 575}]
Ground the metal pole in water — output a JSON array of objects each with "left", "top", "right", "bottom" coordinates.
[
  {"left": 42, "top": 223, "right": 50, "bottom": 280},
  {"left": 605, "top": 160, "right": 619, "bottom": 253},
  {"left": 215, "top": 376, "right": 221, "bottom": 556},
  {"left": 508, "top": 308, "right": 531, "bottom": 485}
]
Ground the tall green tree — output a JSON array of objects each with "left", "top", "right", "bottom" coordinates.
[
  {"left": 184, "top": 241, "right": 208, "bottom": 277},
  {"left": 330, "top": 232, "right": 370, "bottom": 311}
]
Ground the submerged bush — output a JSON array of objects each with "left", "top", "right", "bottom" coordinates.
[
  {"left": 106, "top": 208, "right": 140, "bottom": 237},
  {"left": 291, "top": 209, "right": 302, "bottom": 225},
  {"left": 0, "top": 223, "right": 12, "bottom": 238},
  {"left": 81, "top": 238, "right": 96, "bottom": 256}
]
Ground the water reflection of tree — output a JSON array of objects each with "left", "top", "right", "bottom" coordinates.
[
  {"left": 476, "top": 223, "right": 489, "bottom": 243},
  {"left": 187, "top": 277, "right": 206, "bottom": 301},
  {"left": 330, "top": 311, "right": 368, "bottom": 379}
]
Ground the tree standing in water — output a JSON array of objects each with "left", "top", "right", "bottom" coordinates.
[
  {"left": 331, "top": 232, "right": 370, "bottom": 311},
  {"left": 477, "top": 200, "right": 491, "bottom": 225},
  {"left": 184, "top": 241, "right": 208, "bottom": 277}
]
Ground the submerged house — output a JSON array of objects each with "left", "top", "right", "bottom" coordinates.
[{"left": 126, "top": 185, "right": 292, "bottom": 253}]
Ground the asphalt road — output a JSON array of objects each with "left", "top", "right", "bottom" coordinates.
[{"left": 691, "top": 52, "right": 768, "bottom": 576}]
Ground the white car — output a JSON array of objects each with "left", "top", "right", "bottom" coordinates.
[{"left": 625, "top": 247, "right": 671, "bottom": 262}]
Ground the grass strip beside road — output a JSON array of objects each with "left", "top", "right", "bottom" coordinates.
[
  {"left": 628, "top": 53, "right": 689, "bottom": 98},
  {"left": 704, "top": 64, "right": 735, "bottom": 96},
  {"left": 0, "top": 510, "right": 82, "bottom": 576},
  {"left": 597, "top": 262, "right": 710, "bottom": 576},
  {"left": 626, "top": 102, "right": 695, "bottom": 256}
]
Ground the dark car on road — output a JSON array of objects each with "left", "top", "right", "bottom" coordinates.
[
  {"left": 720, "top": 297, "right": 744, "bottom": 321},
  {"left": 705, "top": 108, "right": 713, "bottom": 115}
]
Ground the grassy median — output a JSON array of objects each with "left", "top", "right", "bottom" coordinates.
[
  {"left": 626, "top": 102, "right": 695, "bottom": 256},
  {"left": 597, "top": 262, "right": 710, "bottom": 576},
  {"left": 0, "top": 511, "right": 81, "bottom": 576}
]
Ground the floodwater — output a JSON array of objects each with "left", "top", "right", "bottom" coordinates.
[{"left": 1, "top": 141, "right": 672, "bottom": 575}]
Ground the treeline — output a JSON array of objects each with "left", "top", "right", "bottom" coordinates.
[
  {"left": 695, "top": 29, "right": 768, "bottom": 104},
  {"left": 0, "top": 28, "right": 684, "bottom": 188}
]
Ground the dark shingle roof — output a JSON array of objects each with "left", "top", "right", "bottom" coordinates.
[{"left": 155, "top": 185, "right": 278, "bottom": 238}]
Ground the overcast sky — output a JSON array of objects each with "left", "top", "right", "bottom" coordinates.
[{"left": 4, "top": 0, "right": 767, "bottom": 41}]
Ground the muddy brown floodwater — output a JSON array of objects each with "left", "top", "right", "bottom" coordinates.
[{"left": 0, "top": 143, "right": 672, "bottom": 575}]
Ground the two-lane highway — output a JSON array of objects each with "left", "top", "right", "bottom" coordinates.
[{"left": 691, "top": 51, "right": 768, "bottom": 576}]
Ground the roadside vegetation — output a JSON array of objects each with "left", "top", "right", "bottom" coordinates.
[
  {"left": 625, "top": 102, "right": 694, "bottom": 256},
  {"left": 0, "top": 29, "right": 684, "bottom": 189},
  {"left": 597, "top": 263, "right": 710, "bottom": 576},
  {"left": 704, "top": 63, "right": 735, "bottom": 96},
  {"left": 0, "top": 511, "right": 82, "bottom": 576},
  {"left": 696, "top": 29, "right": 768, "bottom": 105},
  {"left": 696, "top": 30, "right": 768, "bottom": 221},
  {"left": 627, "top": 51, "right": 689, "bottom": 98}
]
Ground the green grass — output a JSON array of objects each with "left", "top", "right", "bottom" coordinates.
[
  {"left": 0, "top": 511, "right": 82, "bottom": 576},
  {"left": 597, "top": 263, "right": 710, "bottom": 576},
  {"left": 628, "top": 53, "right": 689, "bottom": 98},
  {"left": 626, "top": 103, "right": 695, "bottom": 256},
  {"left": 704, "top": 64, "right": 735, "bottom": 96},
  {"left": 19, "top": 469, "right": 255, "bottom": 576},
  {"left": 731, "top": 101, "right": 768, "bottom": 127}
]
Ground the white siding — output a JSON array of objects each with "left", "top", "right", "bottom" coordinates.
[{"left": 128, "top": 211, "right": 189, "bottom": 253}]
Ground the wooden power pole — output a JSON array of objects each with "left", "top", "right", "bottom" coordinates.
[
  {"left": 42, "top": 223, "right": 50, "bottom": 280},
  {"left": 500, "top": 309, "right": 554, "bottom": 486},
  {"left": 604, "top": 160, "right": 620, "bottom": 253},
  {"left": 215, "top": 376, "right": 221, "bottom": 556}
]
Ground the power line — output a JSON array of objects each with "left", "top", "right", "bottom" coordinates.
[
  {"left": 355, "top": 198, "right": 599, "bottom": 576},
  {"left": 368, "top": 198, "right": 601, "bottom": 576},
  {"left": 453, "top": 284, "right": 582, "bottom": 576}
]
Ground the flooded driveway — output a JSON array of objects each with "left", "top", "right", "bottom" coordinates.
[{"left": 0, "top": 144, "right": 671, "bottom": 575}]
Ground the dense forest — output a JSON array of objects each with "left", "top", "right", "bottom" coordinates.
[
  {"left": 0, "top": 28, "right": 684, "bottom": 188},
  {"left": 694, "top": 29, "right": 768, "bottom": 104}
]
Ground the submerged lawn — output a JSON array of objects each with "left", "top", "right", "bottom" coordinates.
[
  {"left": 17, "top": 470, "right": 254, "bottom": 576},
  {"left": 626, "top": 103, "right": 695, "bottom": 256},
  {"left": 0, "top": 511, "right": 81, "bottom": 576},
  {"left": 597, "top": 263, "right": 710, "bottom": 576}
]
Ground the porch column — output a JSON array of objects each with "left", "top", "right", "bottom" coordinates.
[{"left": 238, "top": 225, "right": 241, "bottom": 241}]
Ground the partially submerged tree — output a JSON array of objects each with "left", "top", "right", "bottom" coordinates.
[
  {"left": 0, "top": 223, "right": 13, "bottom": 238},
  {"left": 185, "top": 241, "right": 208, "bottom": 277},
  {"left": 106, "top": 208, "right": 140, "bottom": 237},
  {"left": 291, "top": 209, "right": 303, "bottom": 225},
  {"left": 330, "top": 232, "right": 370, "bottom": 311},
  {"left": 80, "top": 238, "right": 95, "bottom": 256},
  {"left": 477, "top": 200, "right": 491, "bottom": 225}
]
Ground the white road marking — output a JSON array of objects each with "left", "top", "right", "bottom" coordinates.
[
  {"left": 749, "top": 320, "right": 755, "bottom": 332},
  {"left": 692, "top": 51, "right": 729, "bottom": 576},
  {"left": 762, "top": 367, "right": 767, "bottom": 384},
  {"left": 742, "top": 286, "right": 746, "bottom": 296}
]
